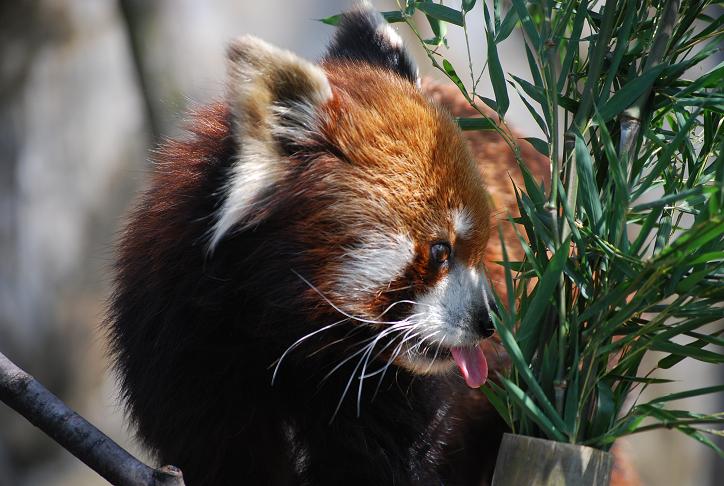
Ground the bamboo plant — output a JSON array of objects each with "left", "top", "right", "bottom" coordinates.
[{"left": 327, "top": 0, "right": 724, "bottom": 454}]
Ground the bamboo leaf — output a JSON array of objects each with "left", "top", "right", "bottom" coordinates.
[
  {"left": 319, "top": 14, "right": 342, "bottom": 26},
  {"left": 589, "top": 381, "right": 616, "bottom": 439},
  {"left": 494, "top": 7, "right": 519, "bottom": 43},
  {"left": 456, "top": 117, "right": 496, "bottom": 131},
  {"left": 415, "top": 2, "right": 464, "bottom": 26},
  {"left": 517, "top": 240, "right": 570, "bottom": 360},
  {"left": 658, "top": 337, "right": 718, "bottom": 369},
  {"left": 557, "top": 0, "right": 588, "bottom": 92},
  {"left": 599, "top": 64, "right": 669, "bottom": 121},
  {"left": 484, "top": 3, "right": 509, "bottom": 116},
  {"left": 442, "top": 59, "right": 471, "bottom": 102},
  {"left": 609, "top": 375, "right": 675, "bottom": 385},
  {"left": 481, "top": 382, "right": 513, "bottom": 429},
  {"left": 648, "top": 385, "right": 724, "bottom": 405},
  {"left": 575, "top": 133, "right": 604, "bottom": 231},
  {"left": 652, "top": 340, "right": 724, "bottom": 365},
  {"left": 523, "top": 137, "right": 549, "bottom": 157},
  {"left": 498, "top": 376, "right": 567, "bottom": 441},
  {"left": 632, "top": 187, "right": 704, "bottom": 211},
  {"left": 492, "top": 313, "right": 571, "bottom": 437},
  {"left": 319, "top": 11, "right": 405, "bottom": 25},
  {"left": 509, "top": 0, "right": 542, "bottom": 48}
]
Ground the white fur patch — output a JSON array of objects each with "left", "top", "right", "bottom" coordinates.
[
  {"left": 451, "top": 207, "right": 473, "bottom": 239},
  {"left": 336, "top": 233, "right": 415, "bottom": 299},
  {"left": 411, "top": 265, "right": 490, "bottom": 347},
  {"left": 377, "top": 23, "right": 403, "bottom": 48},
  {"left": 208, "top": 140, "right": 284, "bottom": 250}
]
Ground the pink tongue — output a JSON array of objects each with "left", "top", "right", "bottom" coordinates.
[{"left": 451, "top": 345, "right": 488, "bottom": 388}]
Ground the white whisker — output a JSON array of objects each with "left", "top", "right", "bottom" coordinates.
[{"left": 271, "top": 316, "right": 351, "bottom": 384}]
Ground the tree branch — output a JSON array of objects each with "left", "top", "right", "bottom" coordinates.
[{"left": 0, "top": 351, "right": 184, "bottom": 486}]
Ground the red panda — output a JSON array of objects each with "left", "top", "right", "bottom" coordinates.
[{"left": 107, "top": 6, "right": 547, "bottom": 486}]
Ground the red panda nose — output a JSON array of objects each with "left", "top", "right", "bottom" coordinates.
[{"left": 478, "top": 300, "right": 498, "bottom": 338}]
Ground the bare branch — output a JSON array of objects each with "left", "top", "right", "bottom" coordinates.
[{"left": 0, "top": 351, "right": 184, "bottom": 486}]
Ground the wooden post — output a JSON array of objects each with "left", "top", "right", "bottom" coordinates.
[{"left": 492, "top": 433, "right": 613, "bottom": 486}]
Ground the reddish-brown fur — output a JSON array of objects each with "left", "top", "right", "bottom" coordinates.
[{"left": 280, "top": 63, "right": 495, "bottom": 321}]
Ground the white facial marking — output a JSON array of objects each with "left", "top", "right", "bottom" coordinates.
[
  {"left": 451, "top": 207, "right": 473, "bottom": 239},
  {"left": 410, "top": 264, "right": 490, "bottom": 348},
  {"left": 336, "top": 233, "right": 415, "bottom": 300},
  {"left": 377, "top": 23, "right": 403, "bottom": 49}
]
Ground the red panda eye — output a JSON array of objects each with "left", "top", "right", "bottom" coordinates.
[{"left": 430, "top": 242, "right": 451, "bottom": 265}]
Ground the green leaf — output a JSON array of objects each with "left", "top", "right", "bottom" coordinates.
[
  {"left": 481, "top": 382, "right": 513, "bottom": 429},
  {"left": 381, "top": 11, "right": 406, "bottom": 23},
  {"left": 689, "top": 251, "right": 724, "bottom": 265},
  {"left": 575, "top": 133, "right": 604, "bottom": 231},
  {"left": 648, "top": 385, "right": 724, "bottom": 405},
  {"left": 484, "top": 3, "right": 509, "bottom": 116},
  {"left": 517, "top": 240, "right": 570, "bottom": 359},
  {"left": 477, "top": 96, "right": 498, "bottom": 112},
  {"left": 652, "top": 340, "right": 724, "bottom": 365},
  {"left": 598, "top": 64, "right": 669, "bottom": 121},
  {"left": 462, "top": 0, "right": 476, "bottom": 13},
  {"left": 557, "top": 0, "right": 588, "bottom": 92},
  {"left": 494, "top": 7, "right": 519, "bottom": 43},
  {"left": 442, "top": 59, "right": 471, "bottom": 102},
  {"left": 523, "top": 137, "right": 549, "bottom": 157},
  {"left": 319, "top": 10, "right": 406, "bottom": 26},
  {"left": 492, "top": 312, "right": 571, "bottom": 438},
  {"left": 456, "top": 117, "right": 496, "bottom": 131},
  {"left": 512, "top": 85, "right": 549, "bottom": 136},
  {"left": 675, "top": 61, "right": 724, "bottom": 99},
  {"left": 415, "top": 2, "right": 464, "bottom": 26},
  {"left": 630, "top": 207, "right": 663, "bottom": 255},
  {"left": 564, "top": 359, "right": 580, "bottom": 436},
  {"left": 609, "top": 375, "right": 675, "bottom": 385},
  {"left": 424, "top": 9, "right": 447, "bottom": 46},
  {"left": 632, "top": 187, "right": 704, "bottom": 211},
  {"left": 657, "top": 337, "right": 718, "bottom": 370},
  {"left": 600, "top": 0, "right": 637, "bottom": 101},
  {"left": 498, "top": 376, "right": 567, "bottom": 441},
  {"left": 680, "top": 427, "right": 724, "bottom": 458},
  {"left": 509, "top": 0, "right": 542, "bottom": 48},
  {"left": 589, "top": 381, "right": 616, "bottom": 439},
  {"left": 318, "top": 14, "right": 341, "bottom": 26}
]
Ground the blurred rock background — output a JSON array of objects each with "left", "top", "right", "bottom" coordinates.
[{"left": 0, "top": 1, "right": 720, "bottom": 485}]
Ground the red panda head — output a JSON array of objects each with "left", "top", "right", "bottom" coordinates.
[
  {"left": 113, "top": 6, "right": 496, "bottom": 405},
  {"left": 202, "top": 7, "right": 496, "bottom": 387}
]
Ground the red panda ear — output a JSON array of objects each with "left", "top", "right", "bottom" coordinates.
[
  {"left": 325, "top": 3, "right": 419, "bottom": 86},
  {"left": 208, "top": 36, "right": 332, "bottom": 251},
  {"left": 226, "top": 35, "right": 332, "bottom": 143}
]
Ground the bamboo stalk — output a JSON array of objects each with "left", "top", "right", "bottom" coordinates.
[{"left": 618, "top": 0, "right": 681, "bottom": 163}]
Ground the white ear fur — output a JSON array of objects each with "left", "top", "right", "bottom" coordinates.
[{"left": 208, "top": 36, "right": 332, "bottom": 251}]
